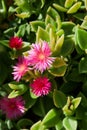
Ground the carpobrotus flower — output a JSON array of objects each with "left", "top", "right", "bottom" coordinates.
[
  {"left": 30, "top": 77, "right": 51, "bottom": 96},
  {"left": 9, "top": 36, "right": 23, "bottom": 49},
  {"left": 28, "top": 41, "right": 54, "bottom": 73},
  {"left": 0, "top": 96, "right": 25, "bottom": 119},
  {"left": 12, "top": 57, "right": 29, "bottom": 81}
]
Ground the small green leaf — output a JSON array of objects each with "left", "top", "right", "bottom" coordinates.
[
  {"left": 72, "top": 97, "right": 81, "bottom": 109},
  {"left": 47, "top": 6, "right": 60, "bottom": 20},
  {"left": 84, "top": 0, "right": 87, "bottom": 10},
  {"left": 81, "top": 16, "right": 87, "bottom": 30},
  {"left": 53, "top": 34, "right": 64, "bottom": 56},
  {"left": 79, "top": 57, "right": 87, "bottom": 73},
  {"left": 67, "top": 2, "right": 82, "bottom": 14},
  {"left": 63, "top": 117, "right": 77, "bottom": 130},
  {"left": 16, "top": 24, "right": 26, "bottom": 37},
  {"left": 41, "top": 0, "right": 45, "bottom": 8},
  {"left": 76, "top": 27, "right": 87, "bottom": 50},
  {"left": 36, "top": 27, "right": 50, "bottom": 42},
  {"left": 30, "top": 21, "right": 45, "bottom": 32},
  {"left": 78, "top": 92, "right": 87, "bottom": 108},
  {"left": 48, "top": 57, "right": 67, "bottom": 77},
  {"left": 74, "top": 26, "right": 84, "bottom": 54},
  {"left": 30, "top": 120, "right": 46, "bottom": 130},
  {"left": 15, "top": 12, "right": 30, "bottom": 19},
  {"left": 53, "top": 90, "right": 67, "bottom": 108},
  {"left": 53, "top": 3, "right": 67, "bottom": 12},
  {"left": 60, "top": 37, "right": 74, "bottom": 56},
  {"left": 49, "top": 28, "right": 56, "bottom": 51},
  {"left": 64, "top": 0, "right": 74, "bottom": 8},
  {"left": 45, "top": 15, "right": 56, "bottom": 31},
  {"left": 62, "top": 22, "right": 75, "bottom": 35},
  {"left": 55, "top": 120, "right": 63, "bottom": 130},
  {"left": 30, "top": 88, "right": 38, "bottom": 99},
  {"left": 8, "top": 82, "right": 28, "bottom": 98},
  {"left": 30, "top": 120, "right": 41, "bottom": 130},
  {"left": 8, "top": 90, "right": 21, "bottom": 98},
  {"left": 42, "top": 109, "right": 62, "bottom": 127},
  {"left": 17, "top": 119, "right": 33, "bottom": 129}
]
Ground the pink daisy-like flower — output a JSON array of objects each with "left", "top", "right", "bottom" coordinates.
[
  {"left": 30, "top": 77, "right": 51, "bottom": 96},
  {"left": 28, "top": 41, "right": 54, "bottom": 73},
  {"left": 0, "top": 96, "right": 25, "bottom": 119},
  {"left": 12, "top": 57, "right": 29, "bottom": 81},
  {"left": 9, "top": 36, "right": 23, "bottom": 49}
]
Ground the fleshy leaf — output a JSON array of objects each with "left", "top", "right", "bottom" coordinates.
[
  {"left": 74, "top": 26, "right": 84, "bottom": 54},
  {"left": 53, "top": 34, "right": 64, "bottom": 56},
  {"left": 47, "top": 6, "right": 60, "bottom": 20},
  {"left": 67, "top": 2, "right": 82, "bottom": 14},
  {"left": 53, "top": 90, "right": 67, "bottom": 108},
  {"left": 76, "top": 27, "right": 87, "bottom": 50},
  {"left": 42, "top": 109, "right": 62, "bottom": 127},
  {"left": 53, "top": 3, "right": 67, "bottom": 12},
  {"left": 63, "top": 117, "right": 77, "bottom": 130},
  {"left": 30, "top": 120, "right": 41, "bottom": 130},
  {"left": 48, "top": 57, "right": 67, "bottom": 77},
  {"left": 30, "top": 120, "right": 46, "bottom": 130},
  {"left": 64, "top": 0, "right": 74, "bottom": 8},
  {"left": 60, "top": 37, "right": 74, "bottom": 56},
  {"left": 17, "top": 119, "right": 33, "bottom": 129},
  {"left": 72, "top": 97, "right": 81, "bottom": 109},
  {"left": 36, "top": 27, "right": 50, "bottom": 42},
  {"left": 30, "top": 21, "right": 45, "bottom": 32},
  {"left": 79, "top": 57, "right": 87, "bottom": 73},
  {"left": 55, "top": 120, "right": 63, "bottom": 130},
  {"left": 15, "top": 12, "right": 30, "bottom": 19},
  {"left": 8, "top": 82, "right": 27, "bottom": 98}
]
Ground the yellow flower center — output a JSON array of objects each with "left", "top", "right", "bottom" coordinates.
[
  {"left": 20, "top": 64, "right": 25, "bottom": 72},
  {"left": 38, "top": 53, "right": 45, "bottom": 60}
]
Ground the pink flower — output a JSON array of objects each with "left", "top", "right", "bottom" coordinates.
[
  {"left": 30, "top": 77, "right": 51, "bottom": 96},
  {"left": 12, "top": 57, "right": 29, "bottom": 81},
  {"left": 28, "top": 41, "right": 54, "bottom": 73},
  {"left": 0, "top": 96, "right": 25, "bottom": 119},
  {"left": 9, "top": 36, "right": 23, "bottom": 49}
]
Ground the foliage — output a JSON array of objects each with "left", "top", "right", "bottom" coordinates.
[{"left": 0, "top": 0, "right": 87, "bottom": 130}]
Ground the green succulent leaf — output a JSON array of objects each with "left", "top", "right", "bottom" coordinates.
[
  {"left": 55, "top": 120, "right": 63, "bottom": 130},
  {"left": 30, "top": 120, "right": 46, "bottom": 130},
  {"left": 53, "top": 3, "right": 67, "bottom": 12},
  {"left": 64, "top": 0, "right": 74, "bottom": 8},
  {"left": 63, "top": 117, "right": 77, "bottom": 130},
  {"left": 42, "top": 109, "right": 62, "bottom": 127},
  {"left": 76, "top": 27, "right": 87, "bottom": 50},
  {"left": 79, "top": 57, "right": 87, "bottom": 73},
  {"left": 36, "top": 27, "right": 50, "bottom": 42},
  {"left": 47, "top": 6, "right": 60, "bottom": 21},
  {"left": 53, "top": 90, "right": 67, "bottom": 108},
  {"left": 17, "top": 119, "right": 33, "bottom": 129},
  {"left": 53, "top": 34, "right": 64, "bottom": 56},
  {"left": 72, "top": 97, "right": 81, "bottom": 109},
  {"left": 48, "top": 57, "right": 67, "bottom": 77},
  {"left": 67, "top": 2, "right": 82, "bottom": 14},
  {"left": 30, "top": 21, "right": 45, "bottom": 32},
  {"left": 60, "top": 37, "right": 74, "bottom": 56},
  {"left": 8, "top": 82, "right": 28, "bottom": 98}
]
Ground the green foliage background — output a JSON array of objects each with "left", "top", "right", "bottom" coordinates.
[{"left": 0, "top": 0, "right": 87, "bottom": 130}]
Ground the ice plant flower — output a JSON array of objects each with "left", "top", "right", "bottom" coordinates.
[
  {"left": 28, "top": 41, "right": 55, "bottom": 73},
  {"left": 12, "top": 57, "right": 29, "bottom": 81},
  {"left": 30, "top": 77, "right": 51, "bottom": 96},
  {"left": 9, "top": 36, "right": 23, "bottom": 49},
  {"left": 0, "top": 96, "right": 25, "bottom": 119}
]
